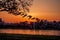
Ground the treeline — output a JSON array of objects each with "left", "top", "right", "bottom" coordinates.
[{"left": 0, "top": 18, "right": 60, "bottom": 30}]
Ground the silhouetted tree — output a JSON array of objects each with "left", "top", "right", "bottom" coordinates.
[
  {"left": 0, "top": 0, "right": 37, "bottom": 20},
  {"left": 0, "top": 0, "right": 33, "bottom": 15},
  {"left": 0, "top": 18, "right": 2, "bottom": 22},
  {"left": 31, "top": 17, "right": 35, "bottom": 20},
  {"left": 0, "top": 18, "right": 3, "bottom": 28}
]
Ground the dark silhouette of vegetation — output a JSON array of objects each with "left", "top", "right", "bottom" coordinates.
[
  {"left": 0, "top": 18, "right": 60, "bottom": 30},
  {"left": 0, "top": 0, "right": 35, "bottom": 20}
]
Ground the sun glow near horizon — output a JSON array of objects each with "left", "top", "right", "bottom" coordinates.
[{"left": 0, "top": 0, "right": 60, "bottom": 23}]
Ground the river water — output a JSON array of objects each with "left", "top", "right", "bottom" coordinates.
[{"left": 0, "top": 29, "right": 60, "bottom": 36}]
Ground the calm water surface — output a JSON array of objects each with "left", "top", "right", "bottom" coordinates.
[{"left": 0, "top": 29, "right": 60, "bottom": 36}]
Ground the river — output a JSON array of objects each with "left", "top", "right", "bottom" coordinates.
[{"left": 0, "top": 29, "right": 60, "bottom": 36}]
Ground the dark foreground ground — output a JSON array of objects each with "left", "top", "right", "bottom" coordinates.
[{"left": 0, "top": 33, "right": 60, "bottom": 40}]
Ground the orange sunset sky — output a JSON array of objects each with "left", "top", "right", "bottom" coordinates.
[{"left": 0, "top": 0, "right": 60, "bottom": 23}]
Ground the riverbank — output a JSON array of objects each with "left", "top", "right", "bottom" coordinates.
[{"left": 0, "top": 33, "right": 60, "bottom": 40}]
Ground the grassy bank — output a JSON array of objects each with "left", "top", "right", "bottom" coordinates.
[{"left": 0, "top": 33, "right": 60, "bottom": 40}]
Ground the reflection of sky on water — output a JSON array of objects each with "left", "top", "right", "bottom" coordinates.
[{"left": 0, "top": 29, "right": 60, "bottom": 36}]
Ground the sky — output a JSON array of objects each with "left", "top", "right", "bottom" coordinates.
[{"left": 0, "top": 0, "right": 60, "bottom": 23}]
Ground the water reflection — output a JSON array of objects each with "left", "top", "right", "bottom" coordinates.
[{"left": 0, "top": 29, "right": 60, "bottom": 36}]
